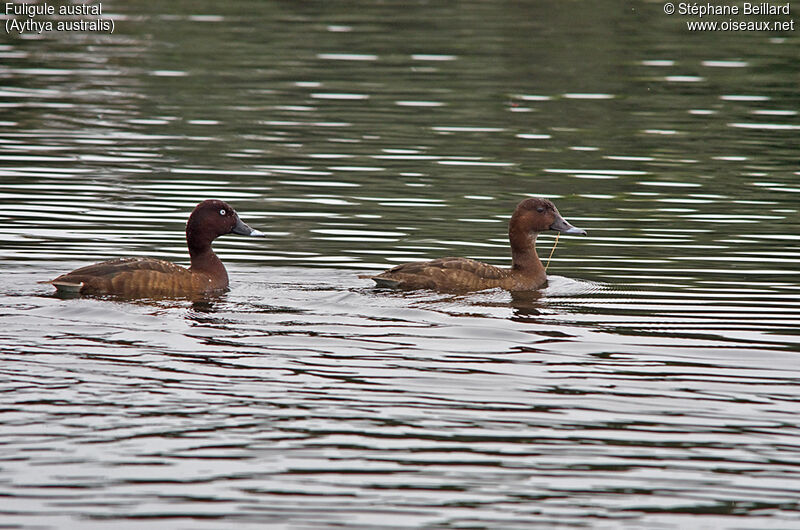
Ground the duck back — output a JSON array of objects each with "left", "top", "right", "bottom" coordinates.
[
  {"left": 369, "top": 257, "right": 518, "bottom": 291},
  {"left": 48, "top": 257, "right": 215, "bottom": 298}
]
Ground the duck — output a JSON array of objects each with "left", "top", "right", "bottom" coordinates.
[
  {"left": 43, "top": 199, "right": 264, "bottom": 298},
  {"left": 363, "top": 197, "right": 586, "bottom": 292}
]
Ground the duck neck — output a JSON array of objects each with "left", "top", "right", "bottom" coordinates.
[
  {"left": 188, "top": 240, "right": 228, "bottom": 287},
  {"left": 509, "top": 227, "right": 544, "bottom": 277}
]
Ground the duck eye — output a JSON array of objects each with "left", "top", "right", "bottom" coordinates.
[
  {"left": 219, "top": 209, "right": 227, "bottom": 216},
  {"left": 536, "top": 207, "right": 545, "bottom": 213}
]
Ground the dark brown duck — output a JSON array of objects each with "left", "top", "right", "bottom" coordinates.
[
  {"left": 44, "top": 199, "right": 264, "bottom": 298},
  {"left": 364, "top": 197, "right": 586, "bottom": 292}
]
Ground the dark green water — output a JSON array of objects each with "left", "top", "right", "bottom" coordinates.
[{"left": 1, "top": 1, "right": 799, "bottom": 528}]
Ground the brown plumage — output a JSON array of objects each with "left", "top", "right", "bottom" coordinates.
[
  {"left": 365, "top": 197, "right": 586, "bottom": 292},
  {"left": 43, "top": 199, "right": 264, "bottom": 298}
]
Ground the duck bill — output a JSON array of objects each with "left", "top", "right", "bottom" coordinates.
[
  {"left": 550, "top": 214, "right": 587, "bottom": 236},
  {"left": 231, "top": 216, "right": 265, "bottom": 237}
]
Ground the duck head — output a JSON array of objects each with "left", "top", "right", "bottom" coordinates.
[
  {"left": 186, "top": 199, "right": 264, "bottom": 253},
  {"left": 511, "top": 197, "right": 587, "bottom": 236}
]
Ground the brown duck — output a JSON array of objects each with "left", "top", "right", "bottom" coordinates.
[
  {"left": 364, "top": 197, "right": 586, "bottom": 292},
  {"left": 44, "top": 199, "right": 264, "bottom": 298}
]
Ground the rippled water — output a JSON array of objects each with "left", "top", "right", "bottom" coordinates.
[{"left": 2, "top": 1, "right": 800, "bottom": 528}]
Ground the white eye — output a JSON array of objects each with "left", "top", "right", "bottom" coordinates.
[{"left": 219, "top": 209, "right": 226, "bottom": 216}]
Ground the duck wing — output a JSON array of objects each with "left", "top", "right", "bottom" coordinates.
[{"left": 367, "top": 257, "right": 512, "bottom": 291}]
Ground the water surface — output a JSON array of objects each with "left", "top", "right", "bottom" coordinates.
[{"left": 1, "top": 1, "right": 799, "bottom": 528}]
